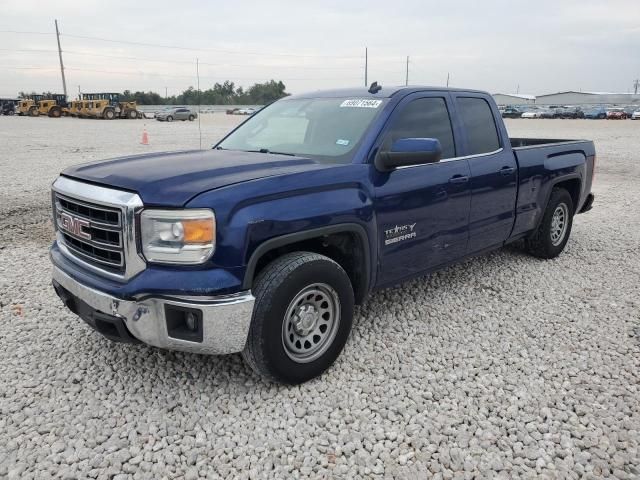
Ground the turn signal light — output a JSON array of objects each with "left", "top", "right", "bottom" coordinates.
[{"left": 183, "top": 219, "right": 214, "bottom": 243}]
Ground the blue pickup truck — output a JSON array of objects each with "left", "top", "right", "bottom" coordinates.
[{"left": 50, "top": 85, "right": 595, "bottom": 383}]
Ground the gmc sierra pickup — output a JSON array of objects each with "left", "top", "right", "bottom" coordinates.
[{"left": 50, "top": 85, "right": 595, "bottom": 384}]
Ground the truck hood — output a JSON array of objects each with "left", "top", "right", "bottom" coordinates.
[{"left": 62, "top": 149, "right": 333, "bottom": 206}]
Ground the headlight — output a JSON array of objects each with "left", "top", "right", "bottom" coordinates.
[{"left": 140, "top": 209, "right": 215, "bottom": 264}]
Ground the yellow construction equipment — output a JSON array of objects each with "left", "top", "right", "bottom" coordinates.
[
  {"left": 16, "top": 95, "right": 44, "bottom": 116},
  {"left": 83, "top": 93, "right": 140, "bottom": 119},
  {"left": 32, "top": 94, "right": 70, "bottom": 117},
  {"left": 68, "top": 100, "right": 83, "bottom": 117},
  {"left": 78, "top": 100, "right": 92, "bottom": 118}
]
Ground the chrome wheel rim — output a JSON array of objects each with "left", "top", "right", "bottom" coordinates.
[
  {"left": 282, "top": 283, "right": 340, "bottom": 363},
  {"left": 550, "top": 203, "right": 569, "bottom": 246}
]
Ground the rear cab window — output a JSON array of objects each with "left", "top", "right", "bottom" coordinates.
[{"left": 456, "top": 97, "right": 501, "bottom": 155}]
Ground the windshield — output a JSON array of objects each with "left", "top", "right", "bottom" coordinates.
[{"left": 217, "top": 97, "right": 388, "bottom": 163}]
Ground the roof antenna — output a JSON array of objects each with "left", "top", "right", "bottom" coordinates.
[{"left": 368, "top": 81, "right": 382, "bottom": 94}]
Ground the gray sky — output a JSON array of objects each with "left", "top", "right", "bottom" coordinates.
[{"left": 2, "top": 0, "right": 639, "bottom": 98}]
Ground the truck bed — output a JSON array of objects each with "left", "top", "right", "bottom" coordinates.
[{"left": 508, "top": 137, "right": 596, "bottom": 238}]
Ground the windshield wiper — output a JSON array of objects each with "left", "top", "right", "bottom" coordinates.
[{"left": 248, "top": 148, "right": 296, "bottom": 156}]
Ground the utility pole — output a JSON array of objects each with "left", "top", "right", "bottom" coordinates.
[
  {"left": 516, "top": 84, "right": 520, "bottom": 94},
  {"left": 405, "top": 56, "right": 409, "bottom": 86},
  {"left": 165, "top": 87, "right": 168, "bottom": 100},
  {"left": 77, "top": 85, "right": 81, "bottom": 100},
  {"left": 364, "top": 47, "right": 368, "bottom": 86},
  {"left": 446, "top": 72, "right": 450, "bottom": 87},
  {"left": 634, "top": 79, "right": 639, "bottom": 95},
  {"left": 54, "top": 20, "right": 68, "bottom": 98}
]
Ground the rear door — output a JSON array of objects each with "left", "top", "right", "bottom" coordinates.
[
  {"left": 373, "top": 92, "right": 472, "bottom": 286},
  {"left": 452, "top": 94, "right": 518, "bottom": 253}
]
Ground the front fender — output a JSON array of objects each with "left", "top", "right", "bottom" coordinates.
[{"left": 186, "top": 165, "right": 376, "bottom": 291}]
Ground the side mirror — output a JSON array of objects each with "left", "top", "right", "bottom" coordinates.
[{"left": 375, "top": 138, "right": 442, "bottom": 172}]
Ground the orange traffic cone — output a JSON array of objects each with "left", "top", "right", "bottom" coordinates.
[{"left": 141, "top": 128, "right": 149, "bottom": 145}]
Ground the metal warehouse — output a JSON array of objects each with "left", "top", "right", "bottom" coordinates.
[
  {"left": 535, "top": 91, "right": 640, "bottom": 106},
  {"left": 492, "top": 93, "right": 536, "bottom": 105}
]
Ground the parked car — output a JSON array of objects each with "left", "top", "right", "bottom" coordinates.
[
  {"left": 50, "top": 85, "right": 595, "bottom": 384},
  {"left": 606, "top": 108, "right": 628, "bottom": 120},
  {"left": 226, "top": 107, "right": 257, "bottom": 115},
  {"left": 501, "top": 107, "right": 522, "bottom": 119},
  {"left": 559, "top": 107, "right": 584, "bottom": 119},
  {"left": 631, "top": 109, "right": 640, "bottom": 120},
  {"left": 540, "top": 107, "right": 564, "bottom": 119},
  {"left": 1, "top": 99, "right": 17, "bottom": 115},
  {"left": 521, "top": 109, "right": 543, "bottom": 118},
  {"left": 584, "top": 107, "right": 607, "bottom": 119},
  {"left": 156, "top": 107, "right": 197, "bottom": 122}
]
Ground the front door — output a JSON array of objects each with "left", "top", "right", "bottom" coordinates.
[{"left": 373, "top": 93, "right": 472, "bottom": 287}]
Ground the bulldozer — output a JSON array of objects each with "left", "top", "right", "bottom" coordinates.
[
  {"left": 17, "top": 95, "right": 44, "bottom": 116},
  {"left": 83, "top": 93, "right": 140, "bottom": 119}
]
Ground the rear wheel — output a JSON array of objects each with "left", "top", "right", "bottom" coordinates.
[
  {"left": 103, "top": 108, "right": 115, "bottom": 120},
  {"left": 242, "top": 252, "right": 354, "bottom": 384},
  {"left": 188, "top": 115, "right": 195, "bottom": 121},
  {"left": 525, "top": 188, "right": 574, "bottom": 259},
  {"left": 29, "top": 107, "right": 39, "bottom": 117},
  {"left": 49, "top": 107, "right": 62, "bottom": 118},
  {"left": 127, "top": 109, "right": 138, "bottom": 119}
]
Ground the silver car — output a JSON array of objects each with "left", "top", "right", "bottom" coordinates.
[{"left": 156, "top": 107, "right": 197, "bottom": 122}]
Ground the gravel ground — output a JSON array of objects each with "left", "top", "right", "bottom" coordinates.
[{"left": 0, "top": 115, "right": 639, "bottom": 479}]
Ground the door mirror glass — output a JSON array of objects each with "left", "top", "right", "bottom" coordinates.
[{"left": 376, "top": 138, "right": 442, "bottom": 171}]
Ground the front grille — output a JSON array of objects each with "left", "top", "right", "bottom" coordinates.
[{"left": 54, "top": 193, "right": 125, "bottom": 272}]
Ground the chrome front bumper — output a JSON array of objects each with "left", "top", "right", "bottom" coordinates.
[{"left": 52, "top": 266, "right": 255, "bottom": 355}]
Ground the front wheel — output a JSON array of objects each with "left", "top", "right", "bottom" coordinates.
[
  {"left": 166, "top": 115, "right": 173, "bottom": 122},
  {"left": 242, "top": 252, "right": 354, "bottom": 384},
  {"left": 103, "top": 109, "right": 115, "bottom": 120},
  {"left": 525, "top": 188, "right": 574, "bottom": 259}
]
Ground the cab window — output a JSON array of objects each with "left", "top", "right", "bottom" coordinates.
[{"left": 382, "top": 97, "right": 456, "bottom": 159}]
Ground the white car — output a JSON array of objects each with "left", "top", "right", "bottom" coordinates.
[
  {"left": 521, "top": 110, "right": 542, "bottom": 119},
  {"left": 632, "top": 110, "right": 640, "bottom": 120}
]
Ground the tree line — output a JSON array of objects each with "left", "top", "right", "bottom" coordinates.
[
  {"left": 19, "top": 80, "right": 289, "bottom": 105},
  {"left": 123, "top": 80, "right": 288, "bottom": 105}
]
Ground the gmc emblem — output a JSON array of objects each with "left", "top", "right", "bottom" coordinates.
[{"left": 59, "top": 212, "right": 91, "bottom": 240}]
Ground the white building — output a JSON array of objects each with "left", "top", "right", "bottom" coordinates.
[
  {"left": 492, "top": 93, "right": 536, "bottom": 105},
  {"left": 535, "top": 91, "right": 640, "bottom": 106}
]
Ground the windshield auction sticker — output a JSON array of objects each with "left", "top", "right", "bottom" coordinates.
[{"left": 340, "top": 99, "right": 383, "bottom": 108}]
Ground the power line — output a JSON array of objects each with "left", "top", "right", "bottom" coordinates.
[
  {"left": 60, "top": 33, "right": 362, "bottom": 59},
  {"left": 0, "top": 29, "right": 54, "bottom": 35},
  {"left": 0, "top": 46, "right": 360, "bottom": 69}
]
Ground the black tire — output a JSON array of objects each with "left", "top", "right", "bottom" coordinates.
[
  {"left": 166, "top": 115, "right": 173, "bottom": 122},
  {"left": 103, "top": 109, "right": 115, "bottom": 120},
  {"left": 242, "top": 252, "right": 354, "bottom": 384},
  {"left": 188, "top": 115, "right": 195, "bottom": 121},
  {"left": 29, "top": 107, "right": 39, "bottom": 117},
  {"left": 127, "top": 109, "right": 138, "bottom": 119},
  {"left": 49, "top": 107, "right": 61, "bottom": 118},
  {"left": 525, "top": 188, "right": 574, "bottom": 259}
]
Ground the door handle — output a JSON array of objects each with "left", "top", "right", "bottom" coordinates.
[
  {"left": 449, "top": 175, "right": 469, "bottom": 184},
  {"left": 500, "top": 166, "right": 516, "bottom": 176}
]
